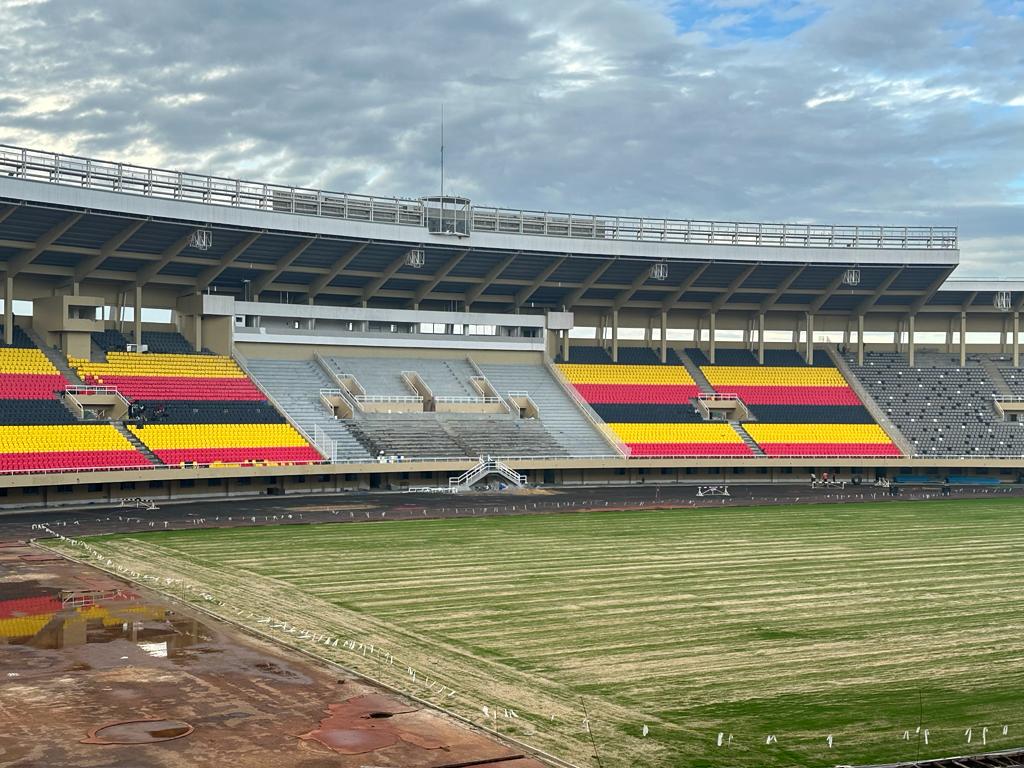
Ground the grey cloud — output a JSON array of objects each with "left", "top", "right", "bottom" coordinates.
[{"left": 0, "top": 0, "right": 1021, "bottom": 275}]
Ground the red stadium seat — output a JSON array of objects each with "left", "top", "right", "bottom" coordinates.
[
  {"left": 0, "top": 450, "right": 152, "bottom": 471},
  {"left": 758, "top": 443, "right": 902, "bottom": 457},
  {"left": 154, "top": 446, "right": 324, "bottom": 465},
  {"left": 80, "top": 375, "right": 265, "bottom": 401},
  {"left": 572, "top": 383, "right": 701, "bottom": 404},
  {"left": 626, "top": 442, "right": 754, "bottom": 457},
  {"left": 722, "top": 386, "right": 863, "bottom": 406}
]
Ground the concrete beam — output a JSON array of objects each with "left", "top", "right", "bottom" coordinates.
[
  {"left": 661, "top": 262, "right": 711, "bottom": 311},
  {"left": 563, "top": 259, "right": 614, "bottom": 310},
  {"left": 306, "top": 241, "right": 369, "bottom": 300},
  {"left": 465, "top": 253, "right": 517, "bottom": 308},
  {"left": 7, "top": 212, "right": 83, "bottom": 277},
  {"left": 511, "top": 256, "right": 566, "bottom": 311},
  {"left": 252, "top": 237, "right": 315, "bottom": 295},
  {"left": 409, "top": 248, "right": 468, "bottom": 308},
  {"left": 192, "top": 232, "right": 262, "bottom": 293},
  {"left": 133, "top": 230, "right": 199, "bottom": 288}
]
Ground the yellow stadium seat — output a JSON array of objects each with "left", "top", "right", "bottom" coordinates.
[
  {"left": 127, "top": 423, "right": 310, "bottom": 450},
  {"left": 557, "top": 364, "right": 695, "bottom": 385},
  {"left": 744, "top": 423, "right": 892, "bottom": 444},
  {"left": 609, "top": 422, "right": 744, "bottom": 444},
  {"left": 701, "top": 366, "right": 848, "bottom": 387}
]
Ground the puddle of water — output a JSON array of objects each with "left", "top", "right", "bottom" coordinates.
[
  {"left": 0, "top": 579, "right": 214, "bottom": 661},
  {"left": 82, "top": 718, "right": 193, "bottom": 744}
]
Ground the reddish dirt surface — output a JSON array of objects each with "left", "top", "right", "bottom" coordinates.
[{"left": 0, "top": 542, "right": 547, "bottom": 768}]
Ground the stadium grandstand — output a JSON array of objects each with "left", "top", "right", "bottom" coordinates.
[{"left": 1, "top": 143, "right": 1022, "bottom": 506}]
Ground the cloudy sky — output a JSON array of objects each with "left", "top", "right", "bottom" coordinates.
[{"left": 1, "top": 0, "right": 1022, "bottom": 275}]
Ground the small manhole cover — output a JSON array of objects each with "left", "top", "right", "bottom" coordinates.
[{"left": 82, "top": 718, "right": 193, "bottom": 745}]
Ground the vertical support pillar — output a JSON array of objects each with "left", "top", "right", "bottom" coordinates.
[
  {"left": 562, "top": 329, "right": 570, "bottom": 362},
  {"left": 843, "top": 321, "right": 851, "bottom": 349},
  {"left": 757, "top": 313, "right": 765, "bottom": 365},
  {"left": 695, "top": 316, "right": 703, "bottom": 353},
  {"left": 805, "top": 313, "right": 814, "bottom": 363},
  {"left": 793, "top": 316, "right": 801, "bottom": 351},
  {"left": 1001, "top": 315, "right": 1009, "bottom": 354},
  {"left": 857, "top": 315, "right": 865, "bottom": 366},
  {"left": 2, "top": 274, "right": 12, "bottom": 346},
  {"left": 959, "top": 311, "right": 967, "bottom": 368},
  {"left": 133, "top": 285, "right": 143, "bottom": 349},
  {"left": 708, "top": 312, "right": 717, "bottom": 364},
  {"left": 1014, "top": 312, "right": 1020, "bottom": 368},
  {"left": 946, "top": 316, "right": 953, "bottom": 353},
  {"left": 611, "top": 308, "right": 619, "bottom": 363},
  {"left": 908, "top": 314, "right": 916, "bottom": 367},
  {"left": 645, "top": 316, "right": 653, "bottom": 348},
  {"left": 193, "top": 313, "right": 203, "bottom": 354},
  {"left": 659, "top": 311, "right": 668, "bottom": 364}
]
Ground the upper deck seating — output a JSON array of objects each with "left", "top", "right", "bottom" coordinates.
[
  {"left": 558, "top": 347, "right": 750, "bottom": 457},
  {"left": 847, "top": 352, "right": 1020, "bottom": 457},
  {"left": 70, "top": 349, "right": 321, "bottom": 466},
  {"left": 697, "top": 349, "right": 899, "bottom": 457},
  {"left": 0, "top": 333, "right": 148, "bottom": 472}
]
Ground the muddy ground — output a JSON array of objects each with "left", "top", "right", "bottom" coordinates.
[{"left": 0, "top": 541, "right": 545, "bottom": 768}]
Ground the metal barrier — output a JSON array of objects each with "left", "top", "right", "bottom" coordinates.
[
  {"left": 545, "top": 359, "right": 631, "bottom": 457},
  {"left": 0, "top": 143, "right": 958, "bottom": 250}
]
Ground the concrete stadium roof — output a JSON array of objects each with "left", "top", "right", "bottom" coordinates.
[{"left": 0, "top": 144, "right": 971, "bottom": 316}]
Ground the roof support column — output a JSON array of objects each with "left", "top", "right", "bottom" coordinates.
[
  {"left": 611, "top": 309, "right": 619, "bottom": 363},
  {"left": 644, "top": 316, "right": 653, "bottom": 348},
  {"left": 659, "top": 311, "right": 667, "bottom": 364},
  {"left": 1001, "top": 314, "right": 1009, "bottom": 354},
  {"left": 908, "top": 315, "right": 916, "bottom": 367},
  {"left": 133, "top": 285, "right": 143, "bottom": 351},
  {"left": 708, "top": 312, "right": 716, "bottom": 365},
  {"left": 793, "top": 316, "right": 801, "bottom": 351},
  {"left": 757, "top": 313, "right": 765, "bottom": 365},
  {"left": 805, "top": 313, "right": 814, "bottom": 364},
  {"left": 960, "top": 311, "right": 967, "bottom": 368},
  {"left": 695, "top": 316, "right": 703, "bottom": 355},
  {"left": 1014, "top": 312, "right": 1020, "bottom": 368},
  {"left": 857, "top": 315, "right": 865, "bottom": 366},
  {"left": 562, "top": 329, "right": 570, "bottom": 363},
  {"left": 946, "top": 316, "right": 953, "bottom": 354},
  {"left": 3, "top": 274, "right": 12, "bottom": 346}
]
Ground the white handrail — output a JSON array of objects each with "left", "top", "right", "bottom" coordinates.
[
  {"left": 231, "top": 347, "right": 325, "bottom": 458},
  {"left": 0, "top": 143, "right": 958, "bottom": 249},
  {"left": 354, "top": 394, "right": 423, "bottom": 403},
  {"left": 465, "top": 357, "right": 512, "bottom": 414},
  {"left": 545, "top": 359, "right": 631, "bottom": 457}
]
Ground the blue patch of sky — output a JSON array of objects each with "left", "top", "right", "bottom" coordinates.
[
  {"left": 664, "top": 1, "right": 824, "bottom": 41},
  {"left": 982, "top": 0, "right": 1024, "bottom": 18}
]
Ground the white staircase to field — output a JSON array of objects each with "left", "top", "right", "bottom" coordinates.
[{"left": 449, "top": 457, "right": 526, "bottom": 492}]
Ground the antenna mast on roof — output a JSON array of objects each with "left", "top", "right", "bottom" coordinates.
[{"left": 440, "top": 103, "right": 445, "bottom": 199}]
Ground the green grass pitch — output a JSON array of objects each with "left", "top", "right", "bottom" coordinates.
[{"left": 71, "top": 498, "right": 1024, "bottom": 767}]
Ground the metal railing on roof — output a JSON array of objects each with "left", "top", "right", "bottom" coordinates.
[{"left": 0, "top": 143, "right": 958, "bottom": 250}]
